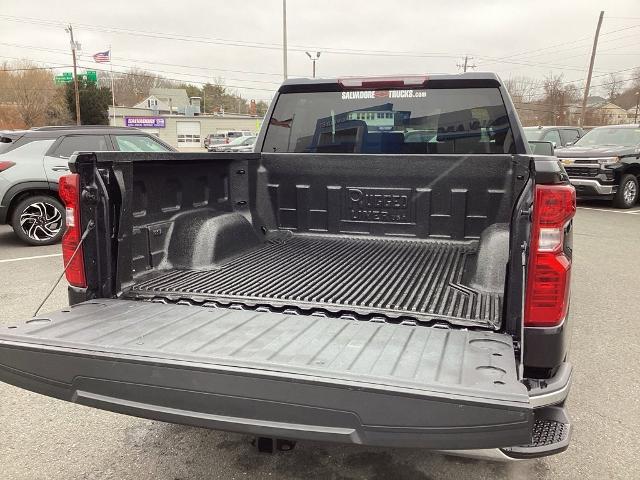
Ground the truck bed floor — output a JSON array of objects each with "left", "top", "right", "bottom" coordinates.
[{"left": 129, "top": 235, "right": 501, "bottom": 327}]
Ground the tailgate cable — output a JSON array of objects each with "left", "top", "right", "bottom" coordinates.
[
  {"left": 33, "top": 220, "right": 95, "bottom": 317},
  {"left": 518, "top": 240, "right": 528, "bottom": 381}
]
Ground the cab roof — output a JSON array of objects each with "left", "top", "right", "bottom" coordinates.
[{"left": 279, "top": 72, "right": 502, "bottom": 93}]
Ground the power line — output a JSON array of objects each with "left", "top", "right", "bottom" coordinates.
[
  {"left": 475, "top": 55, "right": 596, "bottom": 72},
  {"left": 0, "top": 65, "right": 72, "bottom": 71},
  {"left": 2, "top": 12, "right": 626, "bottom": 72},
  {"left": 0, "top": 41, "right": 291, "bottom": 78},
  {"left": 0, "top": 55, "right": 278, "bottom": 99},
  {"left": 476, "top": 24, "right": 640, "bottom": 67},
  {"left": 0, "top": 48, "right": 283, "bottom": 90},
  {"left": 504, "top": 65, "right": 640, "bottom": 99},
  {"left": 3, "top": 12, "right": 640, "bottom": 76},
  {"left": 4, "top": 11, "right": 638, "bottom": 87},
  {"left": 456, "top": 55, "right": 476, "bottom": 72},
  {"left": 493, "top": 31, "right": 640, "bottom": 72},
  {"left": 0, "top": 14, "right": 465, "bottom": 60},
  {"left": 486, "top": 30, "right": 640, "bottom": 67}
]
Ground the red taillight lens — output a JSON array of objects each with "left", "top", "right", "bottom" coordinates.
[
  {"left": 59, "top": 174, "right": 86, "bottom": 288},
  {"left": 0, "top": 160, "right": 16, "bottom": 172},
  {"left": 524, "top": 184, "right": 576, "bottom": 327}
]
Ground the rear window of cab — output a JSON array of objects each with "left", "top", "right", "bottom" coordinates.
[{"left": 263, "top": 88, "right": 513, "bottom": 154}]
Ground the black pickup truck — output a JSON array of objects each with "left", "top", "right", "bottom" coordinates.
[
  {"left": 555, "top": 124, "right": 640, "bottom": 208},
  {"left": 0, "top": 73, "right": 574, "bottom": 461}
]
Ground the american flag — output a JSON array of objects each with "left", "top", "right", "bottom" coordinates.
[
  {"left": 270, "top": 117, "right": 293, "bottom": 128},
  {"left": 92, "top": 50, "right": 110, "bottom": 63}
]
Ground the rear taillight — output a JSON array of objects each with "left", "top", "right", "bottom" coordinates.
[
  {"left": 58, "top": 174, "right": 86, "bottom": 288},
  {"left": 524, "top": 184, "right": 576, "bottom": 327},
  {"left": 0, "top": 161, "right": 15, "bottom": 172}
]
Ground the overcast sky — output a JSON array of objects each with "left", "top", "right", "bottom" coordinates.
[{"left": 1, "top": 0, "right": 639, "bottom": 101}]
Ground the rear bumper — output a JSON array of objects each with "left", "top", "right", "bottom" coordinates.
[
  {"left": 570, "top": 178, "right": 616, "bottom": 196},
  {"left": 0, "top": 346, "right": 573, "bottom": 459},
  {"left": 441, "top": 407, "right": 571, "bottom": 461},
  {"left": 528, "top": 362, "right": 572, "bottom": 408},
  {"left": 444, "top": 362, "right": 572, "bottom": 461}
]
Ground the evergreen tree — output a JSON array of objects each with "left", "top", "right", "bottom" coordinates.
[{"left": 65, "top": 79, "right": 112, "bottom": 125}]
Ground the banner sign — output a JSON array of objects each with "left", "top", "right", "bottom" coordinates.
[{"left": 124, "top": 117, "right": 166, "bottom": 128}]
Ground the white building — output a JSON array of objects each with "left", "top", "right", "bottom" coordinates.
[
  {"left": 108, "top": 105, "right": 263, "bottom": 150},
  {"left": 133, "top": 88, "right": 192, "bottom": 114}
]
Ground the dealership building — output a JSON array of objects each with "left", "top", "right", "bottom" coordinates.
[{"left": 108, "top": 89, "right": 264, "bottom": 150}]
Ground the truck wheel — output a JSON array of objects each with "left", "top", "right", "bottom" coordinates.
[
  {"left": 612, "top": 174, "right": 639, "bottom": 209},
  {"left": 11, "top": 195, "right": 65, "bottom": 246}
]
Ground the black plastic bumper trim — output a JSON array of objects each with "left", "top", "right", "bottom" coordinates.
[
  {"left": 528, "top": 362, "right": 572, "bottom": 408},
  {"left": 524, "top": 322, "right": 568, "bottom": 371}
]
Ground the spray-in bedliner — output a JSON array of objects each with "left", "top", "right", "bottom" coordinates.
[{"left": 129, "top": 234, "right": 502, "bottom": 327}]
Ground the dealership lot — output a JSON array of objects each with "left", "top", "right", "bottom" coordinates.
[{"left": 0, "top": 203, "right": 638, "bottom": 480}]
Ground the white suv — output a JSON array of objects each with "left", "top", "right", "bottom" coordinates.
[
  {"left": 0, "top": 126, "right": 174, "bottom": 245},
  {"left": 206, "top": 130, "right": 253, "bottom": 151}
]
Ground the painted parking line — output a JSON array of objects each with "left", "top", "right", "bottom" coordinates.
[
  {"left": 577, "top": 206, "right": 640, "bottom": 215},
  {"left": 0, "top": 253, "right": 63, "bottom": 264}
]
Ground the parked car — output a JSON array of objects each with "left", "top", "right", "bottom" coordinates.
[
  {"left": 205, "top": 130, "right": 253, "bottom": 149},
  {"left": 0, "top": 73, "right": 574, "bottom": 461},
  {"left": 208, "top": 135, "right": 256, "bottom": 152},
  {"left": 555, "top": 124, "right": 640, "bottom": 208},
  {"left": 232, "top": 139, "right": 257, "bottom": 153},
  {"left": 0, "top": 126, "right": 175, "bottom": 245},
  {"left": 203, "top": 133, "right": 217, "bottom": 149},
  {"left": 523, "top": 126, "right": 585, "bottom": 148}
]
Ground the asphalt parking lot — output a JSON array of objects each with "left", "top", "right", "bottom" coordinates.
[{"left": 1, "top": 202, "right": 639, "bottom": 480}]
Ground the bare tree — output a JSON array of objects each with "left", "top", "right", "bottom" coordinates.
[
  {"left": 45, "top": 87, "right": 73, "bottom": 125},
  {"left": 3, "top": 61, "right": 57, "bottom": 127},
  {"left": 629, "top": 67, "right": 640, "bottom": 91},
  {"left": 602, "top": 73, "right": 625, "bottom": 102},
  {"left": 108, "top": 68, "right": 177, "bottom": 107},
  {"left": 504, "top": 76, "right": 540, "bottom": 104},
  {"left": 563, "top": 83, "right": 581, "bottom": 104},
  {"left": 536, "top": 74, "right": 582, "bottom": 125},
  {"left": 609, "top": 68, "right": 640, "bottom": 110},
  {"left": 0, "top": 61, "right": 11, "bottom": 103}
]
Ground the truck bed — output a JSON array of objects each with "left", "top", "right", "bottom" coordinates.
[
  {"left": 128, "top": 234, "right": 502, "bottom": 327},
  {"left": 97, "top": 152, "right": 528, "bottom": 331}
]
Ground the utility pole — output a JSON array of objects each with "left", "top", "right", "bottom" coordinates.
[
  {"left": 580, "top": 11, "right": 604, "bottom": 127},
  {"left": 282, "top": 0, "right": 288, "bottom": 80},
  {"left": 66, "top": 24, "right": 81, "bottom": 125},
  {"left": 305, "top": 52, "right": 321, "bottom": 78},
  {"left": 634, "top": 91, "right": 639, "bottom": 123},
  {"left": 456, "top": 55, "right": 476, "bottom": 73},
  {"left": 109, "top": 45, "right": 115, "bottom": 125}
]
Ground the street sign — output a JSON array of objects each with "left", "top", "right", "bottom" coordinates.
[
  {"left": 54, "top": 72, "right": 73, "bottom": 84},
  {"left": 77, "top": 71, "right": 97, "bottom": 83}
]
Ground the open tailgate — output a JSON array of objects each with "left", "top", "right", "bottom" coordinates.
[{"left": 0, "top": 300, "right": 532, "bottom": 449}]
